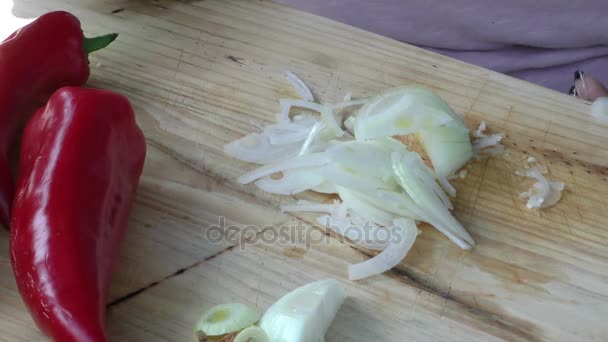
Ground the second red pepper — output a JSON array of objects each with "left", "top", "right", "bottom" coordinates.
[{"left": 10, "top": 87, "right": 146, "bottom": 342}]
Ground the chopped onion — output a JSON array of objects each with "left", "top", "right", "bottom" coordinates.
[
  {"left": 277, "top": 100, "right": 324, "bottom": 123},
  {"left": 286, "top": 72, "right": 315, "bottom": 102},
  {"left": 343, "top": 116, "right": 355, "bottom": 134},
  {"left": 195, "top": 303, "right": 261, "bottom": 337},
  {"left": 419, "top": 125, "right": 473, "bottom": 182},
  {"left": 264, "top": 118, "right": 317, "bottom": 145},
  {"left": 238, "top": 152, "right": 329, "bottom": 184},
  {"left": 311, "top": 181, "right": 339, "bottom": 194},
  {"left": 332, "top": 98, "right": 369, "bottom": 110},
  {"left": 326, "top": 140, "right": 395, "bottom": 181},
  {"left": 474, "top": 134, "right": 503, "bottom": 149},
  {"left": 590, "top": 97, "right": 608, "bottom": 123},
  {"left": 438, "top": 176, "right": 457, "bottom": 197},
  {"left": 316, "top": 162, "right": 398, "bottom": 194},
  {"left": 472, "top": 121, "right": 505, "bottom": 157},
  {"left": 224, "top": 84, "right": 505, "bottom": 280},
  {"left": 298, "top": 121, "right": 325, "bottom": 155},
  {"left": 255, "top": 167, "right": 325, "bottom": 195},
  {"left": 354, "top": 86, "right": 456, "bottom": 141},
  {"left": 336, "top": 186, "right": 394, "bottom": 226},
  {"left": 224, "top": 133, "right": 301, "bottom": 164},
  {"left": 473, "top": 121, "right": 487, "bottom": 138},
  {"left": 392, "top": 151, "right": 474, "bottom": 249},
  {"left": 234, "top": 326, "right": 269, "bottom": 342},
  {"left": 373, "top": 189, "right": 423, "bottom": 221},
  {"left": 343, "top": 92, "right": 352, "bottom": 101},
  {"left": 259, "top": 279, "right": 345, "bottom": 342},
  {"left": 516, "top": 166, "right": 564, "bottom": 209},
  {"left": 281, "top": 200, "right": 341, "bottom": 214},
  {"left": 348, "top": 218, "right": 418, "bottom": 280}
]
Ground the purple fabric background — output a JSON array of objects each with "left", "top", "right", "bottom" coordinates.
[{"left": 277, "top": 0, "right": 608, "bottom": 93}]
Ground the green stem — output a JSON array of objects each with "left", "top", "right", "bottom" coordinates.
[{"left": 83, "top": 33, "right": 118, "bottom": 54}]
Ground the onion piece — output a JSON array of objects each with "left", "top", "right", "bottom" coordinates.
[
  {"left": 326, "top": 140, "right": 395, "bottom": 181},
  {"left": 238, "top": 152, "right": 329, "bottom": 184},
  {"left": 224, "top": 133, "right": 301, "bottom": 164},
  {"left": 419, "top": 125, "right": 473, "bottom": 183},
  {"left": 438, "top": 176, "right": 457, "bottom": 197},
  {"left": 472, "top": 121, "right": 505, "bottom": 157},
  {"left": 391, "top": 151, "right": 474, "bottom": 249},
  {"left": 516, "top": 166, "right": 564, "bottom": 209},
  {"left": 343, "top": 116, "right": 355, "bottom": 134},
  {"left": 277, "top": 99, "right": 343, "bottom": 137},
  {"left": 319, "top": 104, "right": 344, "bottom": 137},
  {"left": 474, "top": 134, "right": 503, "bottom": 149},
  {"left": 332, "top": 98, "right": 368, "bottom": 110},
  {"left": 473, "top": 121, "right": 487, "bottom": 138},
  {"left": 354, "top": 86, "right": 457, "bottom": 141},
  {"left": 311, "top": 181, "right": 338, "bottom": 194},
  {"left": 316, "top": 162, "right": 398, "bottom": 194},
  {"left": 348, "top": 218, "right": 418, "bottom": 280},
  {"left": 234, "top": 326, "right": 269, "bottom": 342},
  {"left": 298, "top": 121, "right": 325, "bottom": 156},
  {"left": 259, "top": 279, "right": 345, "bottom": 342},
  {"left": 373, "top": 189, "right": 424, "bottom": 221},
  {"left": 286, "top": 72, "right": 315, "bottom": 102},
  {"left": 281, "top": 200, "right": 341, "bottom": 214},
  {"left": 336, "top": 186, "right": 394, "bottom": 226},
  {"left": 195, "top": 303, "right": 261, "bottom": 337},
  {"left": 591, "top": 97, "right": 608, "bottom": 123},
  {"left": 255, "top": 168, "right": 325, "bottom": 195},
  {"left": 264, "top": 117, "right": 318, "bottom": 145}
]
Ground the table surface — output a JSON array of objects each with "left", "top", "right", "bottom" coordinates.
[{"left": 1, "top": 0, "right": 608, "bottom": 341}]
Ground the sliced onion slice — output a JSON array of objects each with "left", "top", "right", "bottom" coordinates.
[
  {"left": 326, "top": 140, "right": 394, "bottom": 180},
  {"left": 224, "top": 133, "right": 301, "bottom": 164},
  {"left": 336, "top": 186, "right": 394, "bottom": 226},
  {"left": 286, "top": 72, "right": 315, "bottom": 102},
  {"left": 348, "top": 218, "right": 418, "bottom": 280},
  {"left": 282, "top": 200, "right": 341, "bottom": 214},
  {"left": 238, "top": 152, "right": 329, "bottom": 184},
  {"left": 392, "top": 151, "right": 474, "bottom": 249},
  {"left": 311, "top": 181, "right": 338, "bottom": 194},
  {"left": 354, "top": 86, "right": 456, "bottom": 141},
  {"left": 255, "top": 168, "right": 325, "bottom": 195},
  {"left": 316, "top": 162, "right": 398, "bottom": 194}
]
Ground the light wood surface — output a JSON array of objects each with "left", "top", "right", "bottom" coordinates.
[{"left": 1, "top": 0, "right": 608, "bottom": 341}]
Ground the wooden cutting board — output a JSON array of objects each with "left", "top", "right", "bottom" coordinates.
[{"left": 1, "top": 0, "right": 607, "bottom": 341}]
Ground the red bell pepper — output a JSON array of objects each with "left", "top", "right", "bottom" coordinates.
[
  {"left": 10, "top": 87, "right": 146, "bottom": 342},
  {"left": 0, "top": 11, "right": 117, "bottom": 228}
]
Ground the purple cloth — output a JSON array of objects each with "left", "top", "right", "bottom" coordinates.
[{"left": 277, "top": 0, "right": 608, "bottom": 92}]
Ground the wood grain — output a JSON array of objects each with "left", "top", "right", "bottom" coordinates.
[{"left": 1, "top": 0, "right": 607, "bottom": 341}]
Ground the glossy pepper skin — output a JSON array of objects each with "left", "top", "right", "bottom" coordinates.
[
  {"left": 10, "top": 87, "right": 146, "bottom": 342},
  {"left": 0, "top": 11, "right": 116, "bottom": 228}
]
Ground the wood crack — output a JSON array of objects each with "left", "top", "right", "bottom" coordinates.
[
  {"left": 356, "top": 248, "right": 542, "bottom": 342},
  {"left": 107, "top": 245, "right": 237, "bottom": 308}
]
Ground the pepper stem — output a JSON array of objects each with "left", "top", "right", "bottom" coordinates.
[{"left": 83, "top": 33, "right": 118, "bottom": 54}]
